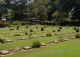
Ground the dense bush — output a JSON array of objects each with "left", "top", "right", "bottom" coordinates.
[
  {"left": 59, "top": 27, "right": 62, "bottom": 29},
  {"left": 26, "top": 26, "right": 28, "bottom": 28},
  {"left": 41, "top": 27, "right": 44, "bottom": 31},
  {"left": 75, "top": 29, "right": 79, "bottom": 32},
  {"left": 57, "top": 29, "right": 60, "bottom": 32},
  {"left": 75, "top": 34, "right": 80, "bottom": 38},
  {"left": 74, "top": 27, "right": 76, "bottom": 30},
  {"left": 0, "top": 38, "right": 5, "bottom": 44},
  {"left": 30, "top": 29, "right": 33, "bottom": 32},
  {"left": 31, "top": 41, "right": 41, "bottom": 48},
  {"left": 25, "top": 32, "right": 27, "bottom": 35},
  {"left": 36, "top": 27, "right": 38, "bottom": 29},
  {"left": 16, "top": 26, "right": 20, "bottom": 30}
]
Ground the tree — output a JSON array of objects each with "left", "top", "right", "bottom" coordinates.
[
  {"left": 30, "top": 0, "right": 48, "bottom": 19},
  {"left": 0, "top": 0, "right": 7, "bottom": 20}
]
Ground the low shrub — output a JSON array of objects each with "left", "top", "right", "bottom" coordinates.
[
  {"left": 74, "top": 27, "right": 76, "bottom": 30},
  {"left": 0, "top": 38, "right": 5, "bottom": 44},
  {"left": 16, "top": 26, "right": 19, "bottom": 30},
  {"left": 57, "top": 29, "right": 60, "bottom": 32},
  {"left": 31, "top": 41, "right": 41, "bottom": 48},
  {"left": 52, "top": 30, "right": 55, "bottom": 32},
  {"left": 26, "top": 26, "right": 28, "bottom": 28},
  {"left": 44, "top": 26, "right": 46, "bottom": 28},
  {"left": 75, "top": 34, "right": 80, "bottom": 38},
  {"left": 25, "top": 32, "right": 27, "bottom": 35},
  {"left": 75, "top": 29, "right": 79, "bottom": 32},
  {"left": 10, "top": 29, "right": 14, "bottom": 30},
  {"left": 59, "top": 27, "right": 62, "bottom": 29},
  {"left": 30, "top": 29, "right": 33, "bottom": 32},
  {"left": 41, "top": 27, "right": 44, "bottom": 31},
  {"left": 14, "top": 34, "right": 21, "bottom": 36},
  {"left": 46, "top": 33, "right": 52, "bottom": 36},
  {"left": 36, "top": 27, "right": 38, "bottom": 29}
]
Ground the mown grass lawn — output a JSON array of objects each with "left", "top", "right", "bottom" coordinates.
[
  {"left": 0, "top": 26, "right": 75, "bottom": 50},
  {"left": 0, "top": 25, "right": 79, "bottom": 57},
  {"left": 5, "top": 39, "right": 80, "bottom": 57}
]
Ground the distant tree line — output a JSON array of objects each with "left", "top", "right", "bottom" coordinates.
[{"left": 0, "top": 0, "right": 80, "bottom": 26}]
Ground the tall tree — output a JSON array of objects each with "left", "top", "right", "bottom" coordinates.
[{"left": 31, "top": 0, "right": 48, "bottom": 19}]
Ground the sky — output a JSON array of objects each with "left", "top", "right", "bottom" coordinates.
[{"left": 10, "top": 0, "right": 34, "bottom": 4}]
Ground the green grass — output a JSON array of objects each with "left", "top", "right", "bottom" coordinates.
[
  {"left": 0, "top": 25, "right": 76, "bottom": 50},
  {"left": 0, "top": 25, "right": 79, "bottom": 57},
  {"left": 5, "top": 39, "right": 80, "bottom": 57},
  {"left": 0, "top": 36, "right": 58, "bottom": 50}
]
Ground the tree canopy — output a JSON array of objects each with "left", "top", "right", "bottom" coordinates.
[{"left": 0, "top": 0, "right": 80, "bottom": 25}]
